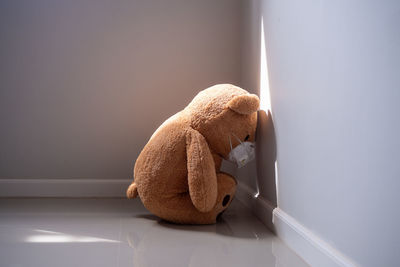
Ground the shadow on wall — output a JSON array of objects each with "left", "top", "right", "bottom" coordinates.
[
  {"left": 255, "top": 110, "right": 277, "bottom": 206},
  {"left": 238, "top": 2, "right": 278, "bottom": 229},
  {"left": 253, "top": 12, "right": 277, "bottom": 219}
]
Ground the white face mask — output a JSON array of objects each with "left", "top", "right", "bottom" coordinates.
[{"left": 228, "top": 133, "right": 255, "bottom": 168}]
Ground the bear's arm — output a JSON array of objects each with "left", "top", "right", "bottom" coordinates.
[{"left": 185, "top": 128, "right": 218, "bottom": 213}]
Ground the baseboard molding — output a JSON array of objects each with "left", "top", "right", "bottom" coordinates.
[
  {"left": 0, "top": 179, "right": 131, "bottom": 197},
  {"left": 236, "top": 182, "right": 357, "bottom": 267}
]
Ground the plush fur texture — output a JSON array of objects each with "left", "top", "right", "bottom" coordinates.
[{"left": 127, "top": 84, "right": 259, "bottom": 224}]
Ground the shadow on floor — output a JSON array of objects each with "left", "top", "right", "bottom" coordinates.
[{"left": 132, "top": 199, "right": 272, "bottom": 240}]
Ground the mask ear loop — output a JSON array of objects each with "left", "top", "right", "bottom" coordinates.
[
  {"left": 231, "top": 133, "right": 242, "bottom": 144},
  {"left": 229, "top": 135, "right": 233, "bottom": 151}
]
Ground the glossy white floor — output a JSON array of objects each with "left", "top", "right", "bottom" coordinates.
[{"left": 0, "top": 198, "right": 308, "bottom": 267}]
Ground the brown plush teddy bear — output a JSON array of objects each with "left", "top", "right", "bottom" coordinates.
[{"left": 127, "top": 84, "right": 259, "bottom": 224}]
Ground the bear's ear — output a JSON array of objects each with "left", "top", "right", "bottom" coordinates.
[{"left": 226, "top": 94, "right": 260, "bottom": 115}]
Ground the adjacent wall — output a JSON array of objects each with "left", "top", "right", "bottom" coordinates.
[
  {"left": 240, "top": 0, "right": 400, "bottom": 266},
  {"left": 0, "top": 0, "right": 242, "bottom": 180}
]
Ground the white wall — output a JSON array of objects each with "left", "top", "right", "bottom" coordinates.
[
  {"left": 0, "top": 0, "right": 242, "bottom": 180},
  {"left": 241, "top": 0, "right": 400, "bottom": 266}
]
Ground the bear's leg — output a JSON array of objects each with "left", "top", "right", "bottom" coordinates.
[
  {"left": 214, "top": 172, "right": 237, "bottom": 220},
  {"left": 153, "top": 172, "right": 237, "bottom": 224}
]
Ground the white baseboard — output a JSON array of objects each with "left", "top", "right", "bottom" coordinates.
[
  {"left": 273, "top": 208, "right": 358, "bottom": 267},
  {"left": 0, "top": 179, "right": 132, "bottom": 197},
  {"left": 236, "top": 182, "right": 357, "bottom": 267}
]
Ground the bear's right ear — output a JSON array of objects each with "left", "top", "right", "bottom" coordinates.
[{"left": 226, "top": 94, "right": 260, "bottom": 115}]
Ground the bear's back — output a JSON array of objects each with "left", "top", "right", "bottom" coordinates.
[{"left": 134, "top": 112, "right": 190, "bottom": 201}]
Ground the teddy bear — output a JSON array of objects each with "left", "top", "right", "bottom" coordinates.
[{"left": 127, "top": 84, "right": 259, "bottom": 224}]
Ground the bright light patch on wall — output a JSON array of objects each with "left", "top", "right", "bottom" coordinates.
[
  {"left": 260, "top": 17, "right": 271, "bottom": 112},
  {"left": 260, "top": 16, "right": 279, "bottom": 205}
]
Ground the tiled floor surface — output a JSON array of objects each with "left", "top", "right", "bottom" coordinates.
[{"left": 0, "top": 198, "right": 308, "bottom": 267}]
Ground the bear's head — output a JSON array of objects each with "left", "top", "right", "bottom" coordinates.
[{"left": 186, "top": 84, "right": 259, "bottom": 160}]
